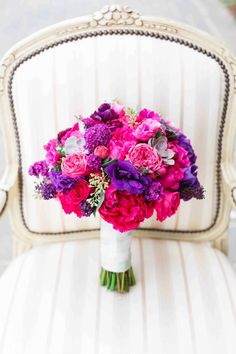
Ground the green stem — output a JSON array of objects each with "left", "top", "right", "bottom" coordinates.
[{"left": 100, "top": 266, "right": 136, "bottom": 293}]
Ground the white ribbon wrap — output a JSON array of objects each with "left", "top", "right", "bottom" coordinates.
[{"left": 100, "top": 219, "right": 132, "bottom": 273}]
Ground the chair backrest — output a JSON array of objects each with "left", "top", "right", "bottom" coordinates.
[{"left": 0, "top": 5, "right": 236, "bottom": 248}]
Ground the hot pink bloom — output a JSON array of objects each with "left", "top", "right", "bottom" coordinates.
[
  {"left": 128, "top": 144, "right": 162, "bottom": 172},
  {"left": 155, "top": 191, "right": 180, "bottom": 222},
  {"left": 44, "top": 139, "right": 61, "bottom": 167},
  {"left": 159, "top": 166, "right": 184, "bottom": 190},
  {"left": 134, "top": 118, "right": 161, "bottom": 142},
  {"left": 168, "top": 142, "right": 190, "bottom": 168},
  {"left": 58, "top": 180, "right": 91, "bottom": 217},
  {"left": 99, "top": 185, "right": 149, "bottom": 232},
  {"left": 61, "top": 123, "right": 82, "bottom": 145},
  {"left": 108, "top": 126, "right": 137, "bottom": 160},
  {"left": 61, "top": 153, "right": 87, "bottom": 178},
  {"left": 136, "top": 108, "right": 161, "bottom": 123},
  {"left": 94, "top": 145, "right": 109, "bottom": 159}
]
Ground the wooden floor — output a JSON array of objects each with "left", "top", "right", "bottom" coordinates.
[{"left": 0, "top": 0, "right": 236, "bottom": 274}]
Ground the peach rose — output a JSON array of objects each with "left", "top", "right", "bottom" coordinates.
[
  {"left": 61, "top": 153, "right": 87, "bottom": 178},
  {"left": 128, "top": 143, "right": 162, "bottom": 173},
  {"left": 94, "top": 145, "right": 109, "bottom": 159}
]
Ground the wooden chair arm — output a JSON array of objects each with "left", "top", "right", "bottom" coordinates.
[{"left": 222, "top": 162, "right": 236, "bottom": 208}]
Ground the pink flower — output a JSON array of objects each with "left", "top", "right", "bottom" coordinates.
[
  {"left": 99, "top": 185, "right": 149, "bottom": 232},
  {"left": 61, "top": 123, "right": 82, "bottom": 145},
  {"left": 94, "top": 145, "right": 109, "bottom": 159},
  {"left": 128, "top": 143, "right": 162, "bottom": 173},
  {"left": 136, "top": 108, "right": 161, "bottom": 123},
  {"left": 108, "top": 126, "right": 137, "bottom": 160},
  {"left": 134, "top": 118, "right": 161, "bottom": 142},
  {"left": 168, "top": 143, "right": 190, "bottom": 168},
  {"left": 61, "top": 153, "right": 87, "bottom": 178},
  {"left": 159, "top": 166, "right": 184, "bottom": 190},
  {"left": 58, "top": 180, "right": 91, "bottom": 217},
  {"left": 111, "top": 102, "right": 124, "bottom": 115},
  {"left": 155, "top": 191, "right": 180, "bottom": 222},
  {"left": 44, "top": 139, "right": 61, "bottom": 167}
]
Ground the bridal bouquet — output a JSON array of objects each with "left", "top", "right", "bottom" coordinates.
[{"left": 29, "top": 102, "right": 204, "bottom": 293}]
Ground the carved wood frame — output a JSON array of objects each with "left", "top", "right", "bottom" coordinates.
[{"left": 0, "top": 5, "right": 235, "bottom": 254}]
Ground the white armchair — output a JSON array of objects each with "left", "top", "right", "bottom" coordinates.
[{"left": 0, "top": 5, "right": 236, "bottom": 354}]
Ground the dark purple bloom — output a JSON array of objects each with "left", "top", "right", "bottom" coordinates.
[
  {"left": 49, "top": 170, "right": 77, "bottom": 192},
  {"left": 28, "top": 161, "right": 49, "bottom": 177},
  {"left": 40, "top": 182, "right": 57, "bottom": 200},
  {"left": 57, "top": 127, "right": 71, "bottom": 143},
  {"left": 80, "top": 200, "right": 95, "bottom": 216},
  {"left": 105, "top": 160, "right": 150, "bottom": 194},
  {"left": 84, "top": 124, "right": 111, "bottom": 153},
  {"left": 178, "top": 133, "right": 196, "bottom": 164},
  {"left": 82, "top": 117, "right": 100, "bottom": 129},
  {"left": 91, "top": 103, "right": 119, "bottom": 123},
  {"left": 87, "top": 154, "right": 102, "bottom": 171},
  {"left": 142, "top": 180, "right": 164, "bottom": 201},
  {"left": 179, "top": 165, "right": 204, "bottom": 201}
]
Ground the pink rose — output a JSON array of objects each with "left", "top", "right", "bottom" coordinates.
[
  {"left": 159, "top": 166, "right": 184, "bottom": 190},
  {"left": 99, "top": 185, "right": 149, "bottom": 232},
  {"left": 108, "top": 126, "right": 137, "bottom": 160},
  {"left": 61, "top": 153, "right": 87, "bottom": 178},
  {"left": 134, "top": 118, "right": 161, "bottom": 142},
  {"left": 155, "top": 191, "right": 180, "bottom": 222},
  {"left": 58, "top": 180, "right": 91, "bottom": 217},
  {"left": 61, "top": 123, "right": 82, "bottom": 145},
  {"left": 128, "top": 143, "right": 162, "bottom": 173},
  {"left": 44, "top": 139, "right": 61, "bottom": 167},
  {"left": 94, "top": 145, "right": 109, "bottom": 159}
]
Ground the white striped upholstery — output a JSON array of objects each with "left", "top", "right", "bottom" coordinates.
[
  {"left": 12, "top": 35, "right": 224, "bottom": 234},
  {"left": 0, "top": 239, "right": 236, "bottom": 354}
]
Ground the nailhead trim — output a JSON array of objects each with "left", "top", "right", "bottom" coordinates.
[
  {"left": 0, "top": 189, "right": 9, "bottom": 217},
  {"left": 7, "top": 29, "right": 230, "bottom": 236}
]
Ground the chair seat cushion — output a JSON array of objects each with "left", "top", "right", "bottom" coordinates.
[{"left": 0, "top": 239, "right": 235, "bottom": 354}]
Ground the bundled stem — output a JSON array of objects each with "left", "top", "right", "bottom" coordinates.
[{"left": 100, "top": 267, "right": 136, "bottom": 293}]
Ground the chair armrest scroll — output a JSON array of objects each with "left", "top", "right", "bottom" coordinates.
[
  {"left": 0, "top": 188, "right": 8, "bottom": 216},
  {"left": 221, "top": 162, "right": 236, "bottom": 208}
]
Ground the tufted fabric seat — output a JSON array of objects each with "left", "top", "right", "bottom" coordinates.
[{"left": 0, "top": 238, "right": 236, "bottom": 354}]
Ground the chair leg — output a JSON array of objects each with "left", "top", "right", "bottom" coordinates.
[
  {"left": 211, "top": 232, "right": 228, "bottom": 255},
  {"left": 12, "top": 236, "right": 32, "bottom": 258}
]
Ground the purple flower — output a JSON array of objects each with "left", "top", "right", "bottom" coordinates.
[
  {"left": 87, "top": 154, "right": 102, "bottom": 171},
  {"left": 179, "top": 165, "right": 204, "bottom": 201},
  {"left": 105, "top": 160, "right": 149, "bottom": 194},
  {"left": 40, "top": 182, "right": 57, "bottom": 200},
  {"left": 28, "top": 161, "right": 49, "bottom": 177},
  {"left": 80, "top": 200, "right": 95, "bottom": 216},
  {"left": 178, "top": 133, "right": 196, "bottom": 164},
  {"left": 49, "top": 170, "right": 77, "bottom": 192},
  {"left": 142, "top": 180, "right": 164, "bottom": 201},
  {"left": 91, "top": 103, "right": 119, "bottom": 123},
  {"left": 84, "top": 124, "right": 111, "bottom": 153},
  {"left": 57, "top": 127, "right": 70, "bottom": 143}
]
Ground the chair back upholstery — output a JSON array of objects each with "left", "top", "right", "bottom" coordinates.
[{"left": 0, "top": 5, "right": 236, "bottom": 248}]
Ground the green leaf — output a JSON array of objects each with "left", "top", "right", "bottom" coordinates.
[
  {"left": 102, "top": 158, "right": 118, "bottom": 169},
  {"left": 56, "top": 146, "right": 66, "bottom": 157},
  {"left": 96, "top": 191, "right": 105, "bottom": 210},
  {"left": 156, "top": 131, "right": 163, "bottom": 139}
]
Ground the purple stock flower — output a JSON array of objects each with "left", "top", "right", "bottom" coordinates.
[
  {"left": 91, "top": 103, "right": 119, "bottom": 123},
  {"left": 179, "top": 165, "right": 204, "bottom": 201},
  {"left": 105, "top": 160, "right": 150, "bottom": 194},
  {"left": 142, "top": 180, "right": 164, "bottom": 201},
  {"left": 87, "top": 154, "right": 102, "bottom": 171},
  {"left": 80, "top": 200, "right": 95, "bottom": 216},
  {"left": 49, "top": 170, "right": 77, "bottom": 192},
  {"left": 28, "top": 161, "right": 49, "bottom": 177},
  {"left": 84, "top": 124, "right": 111, "bottom": 153},
  {"left": 178, "top": 133, "right": 196, "bottom": 165},
  {"left": 40, "top": 182, "right": 57, "bottom": 200}
]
